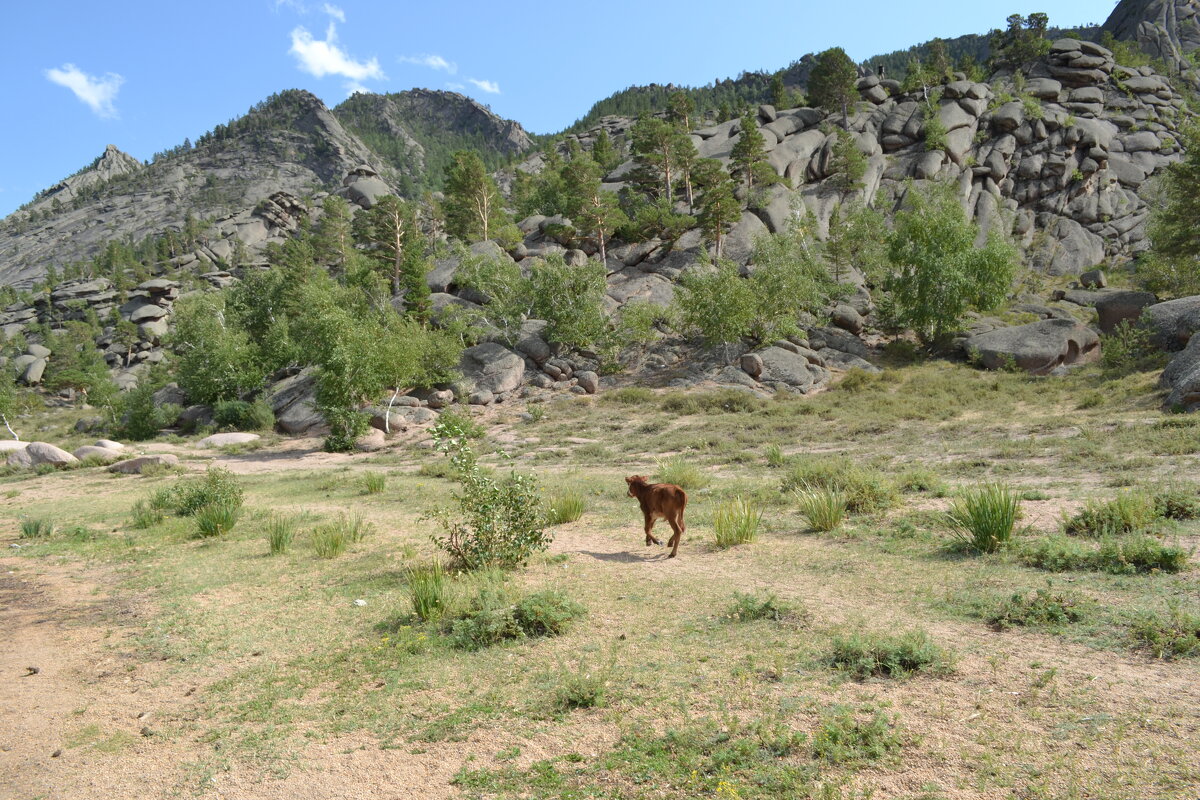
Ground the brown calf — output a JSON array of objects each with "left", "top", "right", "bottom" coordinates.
[{"left": 625, "top": 475, "right": 688, "bottom": 558}]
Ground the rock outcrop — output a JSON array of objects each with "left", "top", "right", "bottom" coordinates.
[{"left": 966, "top": 319, "right": 1101, "bottom": 373}]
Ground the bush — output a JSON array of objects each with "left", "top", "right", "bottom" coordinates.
[
  {"left": 266, "top": 514, "right": 296, "bottom": 555},
  {"left": 1130, "top": 605, "right": 1200, "bottom": 659},
  {"left": 946, "top": 483, "right": 1021, "bottom": 554},
  {"left": 194, "top": 502, "right": 240, "bottom": 538},
  {"left": 427, "top": 432, "right": 549, "bottom": 570},
  {"left": 1151, "top": 484, "right": 1200, "bottom": 521},
  {"left": 545, "top": 490, "right": 585, "bottom": 525},
  {"left": 449, "top": 587, "right": 584, "bottom": 650},
  {"left": 19, "top": 518, "right": 55, "bottom": 539},
  {"left": 725, "top": 591, "right": 799, "bottom": 623},
  {"left": 781, "top": 456, "right": 896, "bottom": 514},
  {"left": 1100, "top": 319, "right": 1166, "bottom": 375},
  {"left": 431, "top": 409, "right": 484, "bottom": 440},
  {"left": 796, "top": 488, "right": 848, "bottom": 532},
  {"left": 653, "top": 455, "right": 711, "bottom": 490},
  {"left": 118, "top": 383, "right": 180, "bottom": 441},
  {"left": 129, "top": 501, "right": 163, "bottom": 530},
  {"left": 406, "top": 560, "right": 449, "bottom": 622},
  {"left": 312, "top": 523, "right": 348, "bottom": 559},
  {"left": 897, "top": 466, "right": 947, "bottom": 495},
  {"left": 1064, "top": 491, "right": 1158, "bottom": 537},
  {"left": 1018, "top": 535, "right": 1094, "bottom": 571},
  {"left": 213, "top": 399, "right": 275, "bottom": 432},
  {"left": 811, "top": 709, "right": 903, "bottom": 763},
  {"left": 827, "top": 630, "right": 955, "bottom": 679},
  {"left": 1096, "top": 535, "right": 1188, "bottom": 574},
  {"left": 712, "top": 496, "right": 762, "bottom": 548},
  {"left": 551, "top": 659, "right": 609, "bottom": 711},
  {"left": 986, "top": 587, "right": 1093, "bottom": 630},
  {"left": 161, "top": 467, "right": 245, "bottom": 517}
]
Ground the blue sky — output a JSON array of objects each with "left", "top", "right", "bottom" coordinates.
[{"left": 1, "top": 0, "right": 1109, "bottom": 217}]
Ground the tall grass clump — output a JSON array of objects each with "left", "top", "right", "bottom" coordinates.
[
  {"left": 194, "top": 502, "right": 241, "bottom": 538},
  {"left": 406, "top": 560, "right": 450, "bottom": 622},
  {"left": 781, "top": 456, "right": 895, "bottom": 514},
  {"left": 19, "top": 518, "right": 55, "bottom": 539},
  {"left": 653, "top": 455, "right": 711, "bottom": 490},
  {"left": 159, "top": 467, "right": 245, "bottom": 517},
  {"left": 712, "top": 496, "right": 762, "bottom": 547},
  {"left": 129, "top": 501, "right": 164, "bottom": 530},
  {"left": 1064, "top": 491, "right": 1157, "bottom": 537},
  {"left": 796, "top": 488, "right": 847, "bottom": 532},
  {"left": 764, "top": 443, "right": 786, "bottom": 468},
  {"left": 827, "top": 629, "right": 955, "bottom": 679},
  {"left": 312, "top": 523, "right": 348, "bottom": 559},
  {"left": 545, "top": 490, "right": 585, "bottom": 525},
  {"left": 265, "top": 514, "right": 296, "bottom": 555},
  {"left": 946, "top": 483, "right": 1020, "bottom": 553},
  {"left": 362, "top": 471, "right": 387, "bottom": 495}
]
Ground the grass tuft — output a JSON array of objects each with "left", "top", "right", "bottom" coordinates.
[
  {"left": 712, "top": 496, "right": 761, "bottom": 548},
  {"left": 194, "top": 502, "right": 241, "bottom": 538},
  {"left": 129, "top": 501, "right": 164, "bottom": 530},
  {"left": 987, "top": 587, "right": 1094, "bottom": 630},
  {"left": 946, "top": 483, "right": 1020, "bottom": 553},
  {"left": 312, "top": 523, "right": 348, "bottom": 559},
  {"left": 265, "top": 514, "right": 296, "bottom": 555},
  {"left": 1064, "top": 491, "right": 1157, "bottom": 537},
  {"left": 19, "top": 517, "right": 55, "bottom": 539},
  {"left": 362, "top": 471, "right": 387, "bottom": 495},
  {"left": 545, "top": 490, "right": 585, "bottom": 525},
  {"left": 1130, "top": 604, "right": 1200, "bottom": 659},
  {"left": 781, "top": 456, "right": 896, "bottom": 514},
  {"left": 653, "top": 455, "right": 710, "bottom": 490},
  {"left": 828, "top": 630, "right": 955, "bottom": 679},
  {"left": 406, "top": 560, "right": 450, "bottom": 622},
  {"left": 795, "top": 488, "right": 847, "bottom": 532},
  {"left": 724, "top": 591, "right": 801, "bottom": 623}
]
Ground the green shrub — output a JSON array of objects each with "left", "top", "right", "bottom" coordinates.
[
  {"left": 1064, "top": 492, "right": 1158, "bottom": 537},
  {"left": 1096, "top": 535, "right": 1188, "bottom": 574},
  {"left": 897, "top": 466, "right": 947, "bottom": 495},
  {"left": 431, "top": 409, "right": 485, "bottom": 440},
  {"left": 725, "top": 591, "right": 800, "bottom": 623},
  {"left": 811, "top": 709, "right": 903, "bottom": 763},
  {"left": 764, "top": 443, "right": 786, "bottom": 468},
  {"left": 946, "top": 483, "right": 1021, "bottom": 554},
  {"left": 162, "top": 467, "right": 245, "bottom": 517},
  {"left": 922, "top": 110, "right": 948, "bottom": 151},
  {"left": 1130, "top": 605, "right": 1200, "bottom": 659},
  {"left": 1019, "top": 535, "right": 1095, "bottom": 571},
  {"left": 194, "top": 502, "right": 240, "bottom": 538},
  {"left": 406, "top": 560, "right": 449, "bottom": 622},
  {"left": 213, "top": 399, "right": 275, "bottom": 432},
  {"left": 601, "top": 387, "right": 655, "bottom": 406},
  {"left": 796, "top": 488, "right": 848, "bottom": 532},
  {"left": 265, "top": 514, "right": 296, "bottom": 555},
  {"left": 551, "top": 659, "right": 609, "bottom": 711},
  {"left": 1100, "top": 319, "right": 1165, "bottom": 376},
  {"left": 827, "top": 630, "right": 954, "bottom": 679},
  {"left": 129, "top": 501, "right": 163, "bottom": 530},
  {"left": 514, "top": 590, "right": 585, "bottom": 637},
  {"left": 545, "top": 490, "right": 585, "bottom": 525},
  {"left": 117, "top": 383, "right": 180, "bottom": 441},
  {"left": 449, "top": 587, "right": 584, "bottom": 650},
  {"left": 712, "top": 496, "right": 762, "bottom": 548},
  {"left": 781, "top": 456, "right": 896, "bottom": 514},
  {"left": 653, "top": 455, "right": 711, "bottom": 490},
  {"left": 986, "top": 587, "right": 1093, "bottom": 630},
  {"left": 312, "top": 523, "right": 348, "bottom": 559},
  {"left": 427, "top": 433, "right": 549, "bottom": 570},
  {"left": 1151, "top": 484, "right": 1200, "bottom": 521},
  {"left": 19, "top": 517, "right": 55, "bottom": 539},
  {"left": 362, "top": 471, "right": 387, "bottom": 495}
]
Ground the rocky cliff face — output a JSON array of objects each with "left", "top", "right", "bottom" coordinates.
[{"left": 1104, "top": 0, "right": 1200, "bottom": 84}]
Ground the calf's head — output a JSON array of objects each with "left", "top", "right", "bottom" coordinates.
[{"left": 625, "top": 475, "right": 649, "bottom": 497}]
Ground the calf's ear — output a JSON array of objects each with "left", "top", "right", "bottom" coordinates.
[{"left": 625, "top": 476, "right": 634, "bottom": 484}]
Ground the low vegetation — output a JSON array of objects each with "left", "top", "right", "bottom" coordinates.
[
  {"left": 946, "top": 483, "right": 1021, "bottom": 553},
  {"left": 827, "top": 630, "right": 955, "bottom": 679}
]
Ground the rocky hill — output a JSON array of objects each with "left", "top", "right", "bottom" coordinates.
[{"left": 1104, "top": 0, "right": 1200, "bottom": 85}]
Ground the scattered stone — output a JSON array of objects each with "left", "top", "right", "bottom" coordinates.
[
  {"left": 355, "top": 428, "right": 387, "bottom": 452},
  {"left": 1079, "top": 269, "right": 1107, "bottom": 289},
  {"left": 72, "top": 445, "right": 123, "bottom": 461},
  {"left": 1094, "top": 290, "right": 1157, "bottom": 334},
  {"left": 575, "top": 370, "right": 600, "bottom": 394},
  {"left": 195, "top": 432, "right": 260, "bottom": 448},
  {"left": 94, "top": 439, "right": 125, "bottom": 450},
  {"left": 460, "top": 342, "right": 526, "bottom": 395},
  {"left": 1161, "top": 335, "right": 1200, "bottom": 411}
]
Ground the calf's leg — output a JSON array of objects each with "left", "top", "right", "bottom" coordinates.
[
  {"left": 644, "top": 513, "right": 661, "bottom": 546},
  {"left": 666, "top": 513, "right": 684, "bottom": 558}
]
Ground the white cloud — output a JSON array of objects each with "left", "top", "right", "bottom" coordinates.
[
  {"left": 446, "top": 82, "right": 466, "bottom": 91},
  {"left": 468, "top": 78, "right": 500, "bottom": 94},
  {"left": 45, "top": 63, "right": 124, "bottom": 118},
  {"left": 322, "top": 3, "right": 345, "bottom": 21},
  {"left": 289, "top": 23, "right": 384, "bottom": 81},
  {"left": 398, "top": 54, "right": 457, "bottom": 74},
  {"left": 345, "top": 81, "right": 372, "bottom": 97}
]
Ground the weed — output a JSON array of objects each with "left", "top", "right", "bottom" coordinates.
[
  {"left": 601, "top": 386, "right": 654, "bottom": 405},
  {"left": 1151, "top": 484, "right": 1200, "bottom": 520},
  {"left": 545, "top": 490, "right": 585, "bottom": 525},
  {"left": 449, "top": 587, "right": 584, "bottom": 650},
  {"left": 1096, "top": 535, "right": 1188, "bottom": 574},
  {"left": 431, "top": 409, "right": 484, "bottom": 440},
  {"left": 1064, "top": 491, "right": 1157, "bottom": 537},
  {"left": 129, "top": 501, "right": 163, "bottom": 530},
  {"left": 781, "top": 456, "right": 896, "bottom": 514},
  {"left": 653, "top": 455, "right": 711, "bottom": 490},
  {"left": 550, "top": 657, "right": 610, "bottom": 712},
  {"left": 796, "top": 488, "right": 847, "bottom": 532},
  {"left": 514, "top": 590, "right": 586, "bottom": 637},
  {"left": 811, "top": 708, "right": 903, "bottom": 763},
  {"left": 19, "top": 517, "right": 55, "bottom": 539},
  {"left": 257, "top": 512, "right": 294, "bottom": 554},
  {"left": 341, "top": 513, "right": 373, "bottom": 543},
  {"left": 898, "top": 466, "right": 947, "bottom": 496},
  {"left": 661, "top": 389, "right": 763, "bottom": 415},
  {"left": 946, "top": 483, "right": 1021, "bottom": 554},
  {"left": 406, "top": 560, "right": 449, "bottom": 622},
  {"left": 194, "top": 502, "right": 240, "bottom": 538},
  {"left": 362, "top": 471, "right": 387, "bottom": 495},
  {"left": 987, "top": 587, "right": 1094, "bottom": 630},
  {"left": 712, "top": 496, "right": 761, "bottom": 548},
  {"left": 1129, "top": 604, "right": 1200, "bottom": 659},
  {"left": 725, "top": 591, "right": 801, "bottom": 623},
  {"left": 827, "top": 630, "right": 954, "bottom": 679},
  {"left": 765, "top": 443, "right": 786, "bottom": 468}
]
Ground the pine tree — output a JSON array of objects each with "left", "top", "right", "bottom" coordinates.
[
  {"left": 828, "top": 129, "right": 868, "bottom": 192},
  {"left": 770, "top": 74, "right": 787, "bottom": 109},
  {"left": 630, "top": 116, "right": 683, "bottom": 201},
  {"left": 442, "top": 150, "right": 509, "bottom": 243},
  {"left": 808, "top": 47, "right": 859, "bottom": 126},
  {"left": 729, "top": 113, "right": 775, "bottom": 192},
  {"left": 562, "top": 152, "right": 627, "bottom": 264},
  {"left": 988, "top": 13, "right": 1052, "bottom": 72},
  {"left": 668, "top": 91, "right": 696, "bottom": 132},
  {"left": 591, "top": 128, "right": 619, "bottom": 172},
  {"left": 1141, "top": 121, "right": 1200, "bottom": 296},
  {"left": 694, "top": 159, "right": 741, "bottom": 259},
  {"left": 352, "top": 195, "right": 431, "bottom": 320},
  {"left": 313, "top": 195, "right": 354, "bottom": 275}
]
